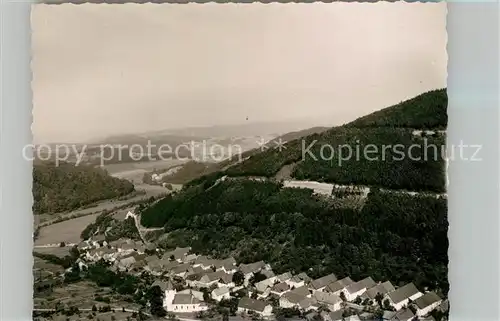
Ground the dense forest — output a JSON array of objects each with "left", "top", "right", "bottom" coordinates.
[
  {"left": 140, "top": 89, "right": 449, "bottom": 296},
  {"left": 142, "top": 180, "right": 448, "bottom": 295},
  {"left": 33, "top": 162, "right": 135, "bottom": 214}
]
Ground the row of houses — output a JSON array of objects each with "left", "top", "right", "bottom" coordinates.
[{"left": 75, "top": 241, "right": 445, "bottom": 320}]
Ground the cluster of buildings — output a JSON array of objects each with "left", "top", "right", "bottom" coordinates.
[{"left": 74, "top": 240, "right": 447, "bottom": 321}]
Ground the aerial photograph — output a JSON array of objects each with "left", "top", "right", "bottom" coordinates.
[{"left": 31, "top": 3, "right": 448, "bottom": 321}]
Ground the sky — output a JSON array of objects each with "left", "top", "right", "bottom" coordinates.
[{"left": 32, "top": 3, "right": 447, "bottom": 143}]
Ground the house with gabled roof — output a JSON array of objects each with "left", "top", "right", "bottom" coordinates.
[
  {"left": 383, "top": 308, "right": 415, "bottom": 321},
  {"left": 169, "top": 293, "right": 208, "bottom": 313},
  {"left": 178, "top": 289, "right": 204, "bottom": 302},
  {"left": 384, "top": 283, "right": 423, "bottom": 311},
  {"left": 214, "top": 257, "right": 237, "bottom": 270},
  {"left": 361, "top": 281, "right": 395, "bottom": 303},
  {"left": 193, "top": 255, "right": 215, "bottom": 270},
  {"left": 270, "top": 282, "right": 290, "bottom": 296},
  {"left": 239, "top": 261, "right": 266, "bottom": 285},
  {"left": 312, "top": 291, "right": 342, "bottom": 311},
  {"left": 182, "top": 253, "right": 198, "bottom": 263},
  {"left": 237, "top": 297, "right": 273, "bottom": 317},
  {"left": 325, "top": 277, "right": 354, "bottom": 296},
  {"left": 163, "top": 247, "right": 191, "bottom": 262},
  {"left": 171, "top": 263, "right": 191, "bottom": 277},
  {"left": 279, "top": 286, "right": 311, "bottom": 308},
  {"left": 298, "top": 297, "right": 320, "bottom": 311},
  {"left": 286, "top": 275, "right": 306, "bottom": 289},
  {"left": 257, "top": 287, "right": 272, "bottom": 299},
  {"left": 217, "top": 272, "right": 235, "bottom": 288},
  {"left": 276, "top": 272, "right": 293, "bottom": 283},
  {"left": 342, "top": 277, "right": 376, "bottom": 301},
  {"left": 212, "top": 286, "right": 231, "bottom": 302},
  {"left": 255, "top": 278, "right": 275, "bottom": 293},
  {"left": 413, "top": 292, "right": 442, "bottom": 317},
  {"left": 309, "top": 273, "right": 337, "bottom": 292},
  {"left": 198, "top": 270, "right": 229, "bottom": 288},
  {"left": 324, "top": 309, "right": 345, "bottom": 321}
]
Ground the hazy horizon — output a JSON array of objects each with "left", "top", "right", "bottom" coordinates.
[{"left": 32, "top": 3, "right": 447, "bottom": 144}]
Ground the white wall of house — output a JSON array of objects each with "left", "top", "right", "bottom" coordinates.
[
  {"left": 391, "top": 299, "right": 408, "bottom": 311},
  {"left": 164, "top": 290, "right": 177, "bottom": 309},
  {"left": 286, "top": 280, "right": 304, "bottom": 288},
  {"left": 344, "top": 288, "right": 366, "bottom": 302},
  {"left": 327, "top": 302, "right": 342, "bottom": 312},
  {"left": 409, "top": 292, "right": 423, "bottom": 301},
  {"left": 416, "top": 300, "right": 442, "bottom": 317},
  {"left": 238, "top": 306, "right": 273, "bottom": 317},
  {"left": 217, "top": 281, "right": 235, "bottom": 288},
  {"left": 171, "top": 303, "right": 208, "bottom": 313}
]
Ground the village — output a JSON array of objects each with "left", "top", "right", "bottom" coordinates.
[{"left": 67, "top": 231, "right": 448, "bottom": 321}]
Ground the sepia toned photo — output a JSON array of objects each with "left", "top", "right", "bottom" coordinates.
[{"left": 31, "top": 3, "right": 448, "bottom": 321}]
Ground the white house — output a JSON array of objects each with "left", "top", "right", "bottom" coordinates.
[
  {"left": 413, "top": 292, "right": 442, "bottom": 317},
  {"left": 342, "top": 277, "right": 376, "bottom": 301},
  {"left": 384, "top": 283, "right": 423, "bottom": 311},
  {"left": 237, "top": 297, "right": 273, "bottom": 317},
  {"left": 169, "top": 294, "right": 208, "bottom": 313},
  {"left": 163, "top": 282, "right": 208, "bottom": 313},
  {"left": 212, "top": 287, "right": 231, "bottom": 302}
]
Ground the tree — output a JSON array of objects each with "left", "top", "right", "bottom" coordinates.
[
  {"left": 375, "top": 292, "right": 384, "bottom": 307},
  {"left": 383, "top": 299, "right": 393, "bottom": 311},
  {"left": 92, "top": 305, "right": 97, "bottom": 312},
  {"left": 354, "top": 296, "right": 362, "bottom": 305},
  {"left": 60, "top": 242, "right": 66, "bottom": 247},
  {"left": 249, "top": 272, "right": 267, "bottom": 286},
  {"left": 232, "top": 271, "right": 245, "bottom": 286},
  {"left": 148, "top": 285, "right": 167, "bottom": 317},
  {"left": 340, "top": 291, "right": 346, "bottom": 301}
]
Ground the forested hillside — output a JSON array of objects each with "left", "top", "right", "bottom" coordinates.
[
  {"left": 140, "top": 88, "right": 449, "bottom": 295},
  {"left": 33, "top": 161, "right": 135, "bottom": 214},
  {"left": 344, "top": 88, "right": 447, "bottom": 129}
]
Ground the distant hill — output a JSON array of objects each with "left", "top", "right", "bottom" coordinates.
[
  {"left": 33, "top": 161, "right": 135, "bottom": 215},
  {"left": 140, "top": 88, "right": 449, "bottom": 296}
]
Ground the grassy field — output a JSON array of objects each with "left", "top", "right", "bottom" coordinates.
[
  {"left": 35, "top": 213, "right": 100, "bottom": 245},
  {"left": 34, "top": 246, "right": 72, "bottom": 258}
]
